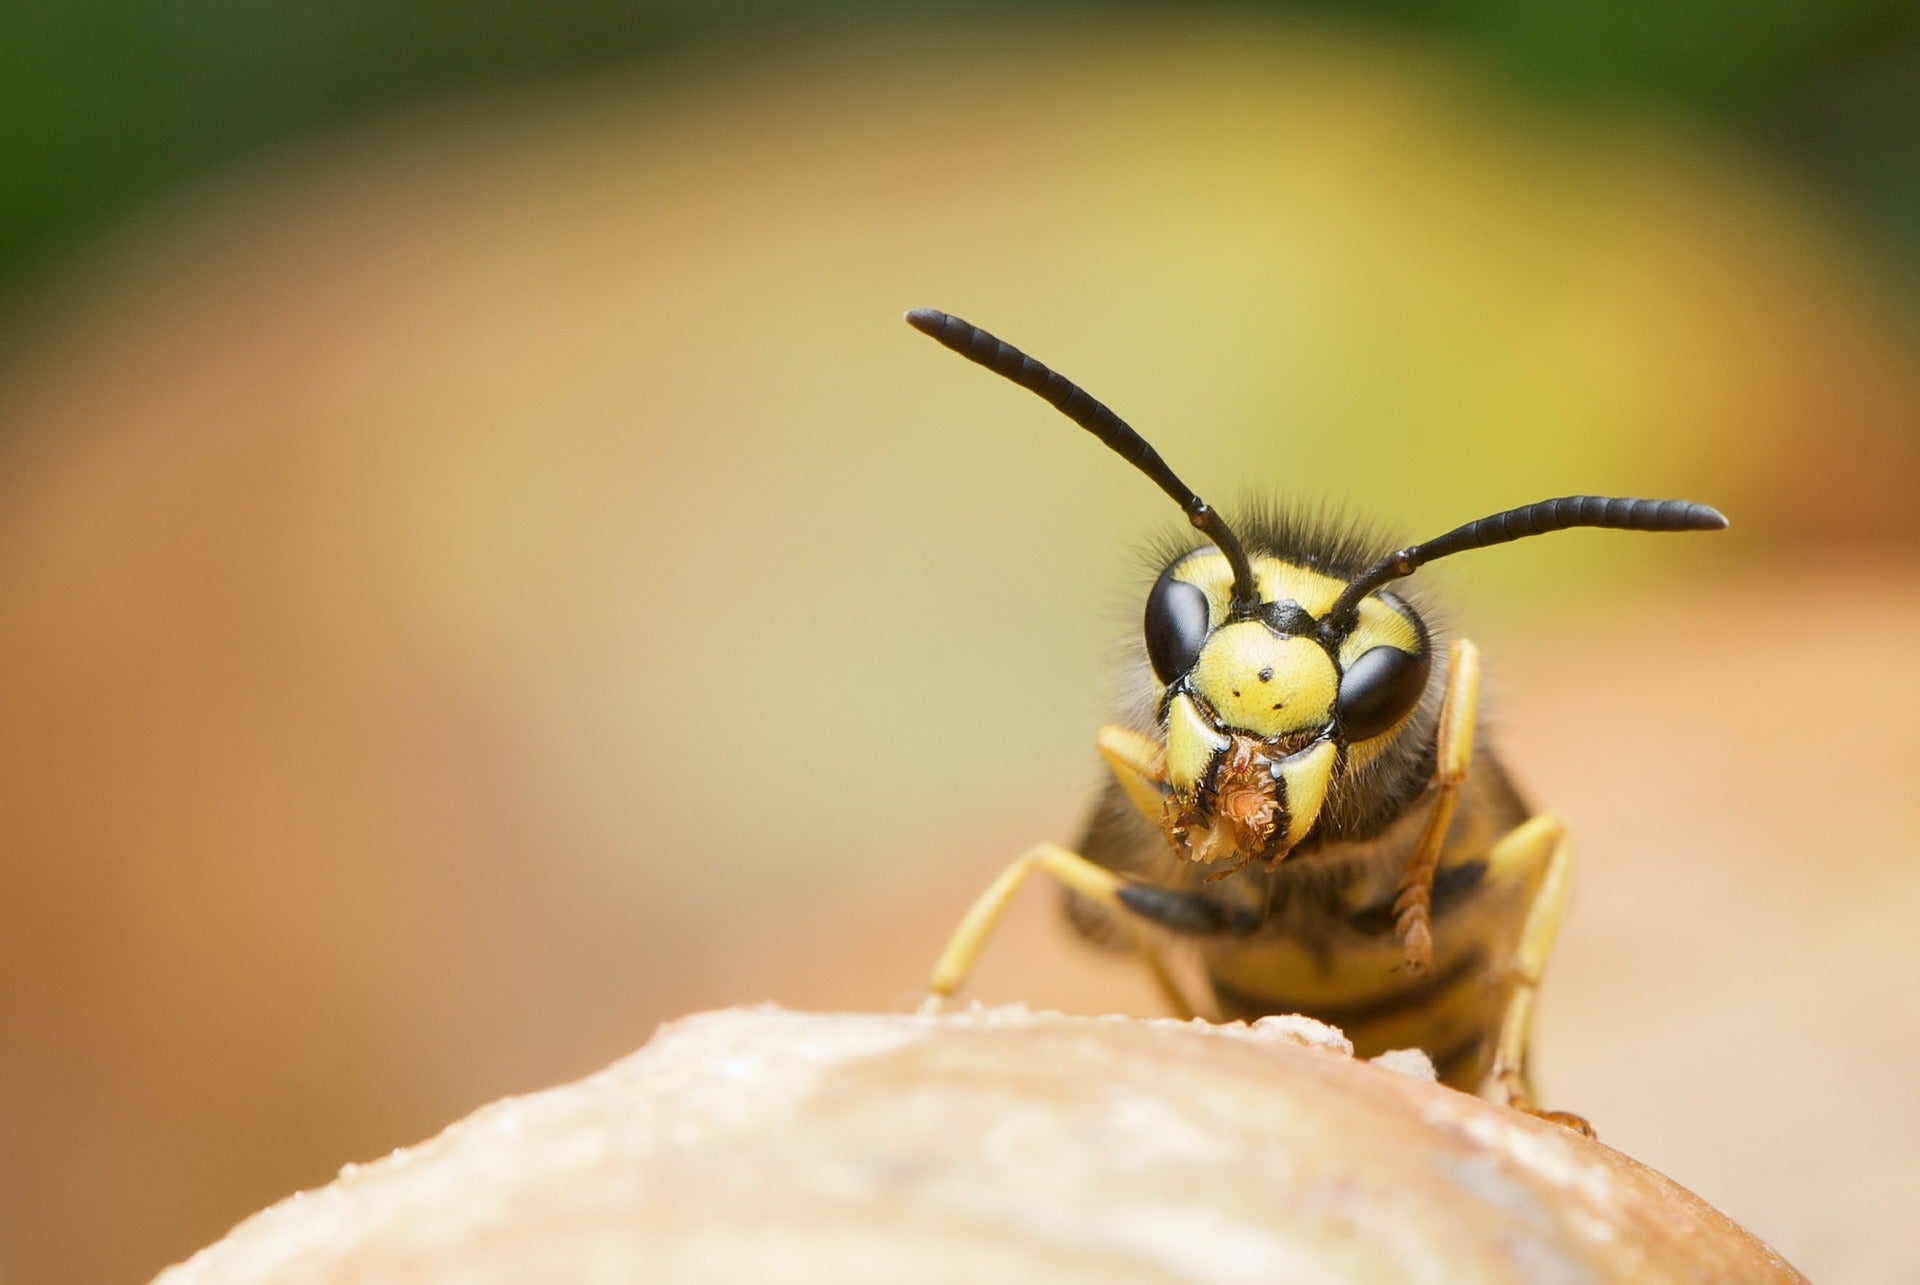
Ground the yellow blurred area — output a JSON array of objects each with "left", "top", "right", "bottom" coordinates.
[{"left": 0, "top": 16, "right": 1914, "bottom": 1283}]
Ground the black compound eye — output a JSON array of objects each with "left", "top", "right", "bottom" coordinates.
[
  {"left": 1336, "top": 645, "right": 1431, "bottom": 741},
  {"left": 1144, "top": 569, "right": 1211, "bottom": 684}
]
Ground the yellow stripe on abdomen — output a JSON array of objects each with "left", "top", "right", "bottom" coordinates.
[{"left": 1204, "top": 937, "right": 1508, "bottom": 1089}]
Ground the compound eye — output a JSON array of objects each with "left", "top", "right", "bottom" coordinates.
[
  {"left": 1336, "top": 645, "right": 1431, "bottom": 741},
  {"left": 1144, "top": 569, "right": 1211, "bottom": 684}
]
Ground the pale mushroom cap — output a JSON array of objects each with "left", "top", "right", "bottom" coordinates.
[{"left": 157, "top": 1006, "right": 1803, "bottom": 1285}]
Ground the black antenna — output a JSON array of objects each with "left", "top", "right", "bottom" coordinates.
[
  {"left": 906, "top": 308, "right": 1262, "bottom": 616},
  {"left": 1321, "top": 496, "right": 1728, "bottom": 637}
]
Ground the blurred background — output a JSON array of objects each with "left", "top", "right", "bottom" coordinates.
[{"left": 1, "top": 3, "right": 1917, "bottom": 1282}]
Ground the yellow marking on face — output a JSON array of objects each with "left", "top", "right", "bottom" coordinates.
[
  {"left": 1189, "top": 622, "right": 1336, "bottom": 739},
  {"left": 1275, "top": 739, "right": 1337, "bottom": 850},
  {"left": 1165, "top": 692, "right": 1228, "bottom": 799},
  {"left": 1336, "top": 609, "right": 1420, "bottom": 671},
  {"left": 1169, "top": 551, "right": 1422, "bottom": 674},
  {"left": 1173, "top": 551, "right": 1349, "bottom": 619},
  {"left": 1340, "top": 735, "right": 1391, "bottom": 775}
]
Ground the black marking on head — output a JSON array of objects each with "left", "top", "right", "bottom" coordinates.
[{"left": 1261, "top": 598, "right": 1318, "bottom": 637}]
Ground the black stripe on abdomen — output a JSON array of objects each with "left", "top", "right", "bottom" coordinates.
[
  {"left": 1345, "top": 860, "right": 1487, "bottom": 938},
  {"left": 1427, "top": 1030, "right": 1490, "bottom": 1089},
  {"left": 1208, "top": 948, "right": 1484, "bottom": 1028}
]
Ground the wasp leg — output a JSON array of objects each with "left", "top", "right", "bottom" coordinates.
[
  {"left": 923, "top": 730, "right": 1207, "bottom": 1016},
  {"left": 1394, "top": 639, "right": 1479, "bottom": 975},
  {"left": 1136, "top": 945, "right": 1199, "bottom": 1021},
  {"left": 1478, "top": 813, "right": 1593, "bottom": 1136},
  {"left": 923, "top": 843, "right": 1196, "bottom": 1014},
  {"left": 1096, "top": 724, "right": 1169, "bottom": 826}
]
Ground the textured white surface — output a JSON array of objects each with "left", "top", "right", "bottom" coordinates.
[{"left": 156, "top": 1006, "right": 1803, "bottom": 1284}]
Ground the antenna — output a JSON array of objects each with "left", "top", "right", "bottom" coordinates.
[
  {"left": 906, "top": 308, "right": 1262, "bottom": 616},
  {"left": 1321, "top": 495, "right": 1728, "bottom": 637}
]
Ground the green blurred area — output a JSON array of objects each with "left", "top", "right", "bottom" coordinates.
[{"left": 4, "top": 0, "right": 1920, "bottom": 306}]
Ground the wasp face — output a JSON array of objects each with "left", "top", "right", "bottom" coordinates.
[{"left": 1144, "top": 551, "right": 1431, "bottom": 872}]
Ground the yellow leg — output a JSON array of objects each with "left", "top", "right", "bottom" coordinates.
[
  {"left": 1139, "top": 947, "right": 1199, "bottom": 1022},
  {"left": 922, "top": 840, "right": 1199, "bottom": 1017},
  {"left": 1089, "top": 727, "right": 1200, "bottom": 1016},
  {"left": 1393, "top": 639, "right": 1479, "bottom": 975},
  {"left": 925, "top": 843, "right": 1128, "bottom": 1001},
  {"left": 923, "top": 729, "right": 1199, "bottom": 1015},
  {"left": 1479, "top": 814, "right": 1593, "bottom": 1136},
  {"left": 1096, "top": 724, "right": 1169, "bottom": 826}
]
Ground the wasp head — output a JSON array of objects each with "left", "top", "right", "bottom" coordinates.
[{"left": 1145, "top": 549, "right": 1431, "bottom": 874}]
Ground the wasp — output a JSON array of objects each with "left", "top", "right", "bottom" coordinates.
[{"left": 906, "top": 308, "right": 1725, "bottom": 1128}]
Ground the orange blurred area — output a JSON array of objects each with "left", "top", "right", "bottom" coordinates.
[{"left": 0, "top": 17, "right": 1915, "bottom": 1284}]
